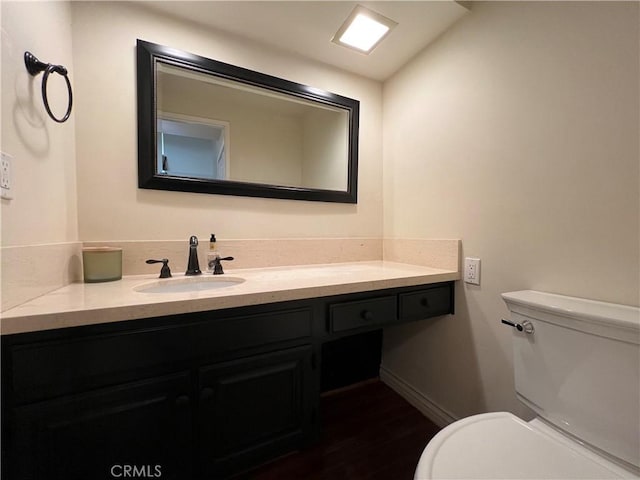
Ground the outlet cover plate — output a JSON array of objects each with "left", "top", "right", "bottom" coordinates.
[
  {"left": 1, "top": 152, "right": 13, "bottom": 200},
  {"left": 464, "top": 257, "right": 480, "bottom": 285}
]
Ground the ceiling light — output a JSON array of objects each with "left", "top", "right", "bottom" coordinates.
[{"left": 332, "top": 5, "right": 397, "bottom": 54}]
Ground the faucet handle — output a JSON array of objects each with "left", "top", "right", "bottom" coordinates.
[
  {"left": 211, "top": 256, "right": 234, "bottom": 275},
  {"left": 146, "top": 258, "right": 172, "bottom": 278}
]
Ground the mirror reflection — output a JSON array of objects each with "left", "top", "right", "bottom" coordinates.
[
  {"left": 157, "top": 114, "right": 229, "bottom": 181},
  {"left": 137, "top": 39, "right": 359, "bottom": 203},
  {"left": 156, "top": 63, "right": 350, "bottom": 191}
]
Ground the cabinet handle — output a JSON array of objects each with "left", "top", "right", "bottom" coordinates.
[
  {"left": 420, "top": 297, "right": 430, "bottom": 308},
  {"left": 175, "top": 394, "right": 190, "bottom": 408},
  {"left": 200, "top": 387, "right": 214, "bottom": 401},
  {"left": 360, "top": 310, "right": 374, "bottom": 321}
]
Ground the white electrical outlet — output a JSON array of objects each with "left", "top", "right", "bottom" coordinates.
[
  {"left": 1, "top": 152, "right": 13, "bottom": 200},
  {"left": 464, "top": 257, "right": 480, "bottom": 285}
]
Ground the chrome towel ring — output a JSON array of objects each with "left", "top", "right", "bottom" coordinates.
[{"left": 24, "top": 51, "right": 73, "bottom": 123}]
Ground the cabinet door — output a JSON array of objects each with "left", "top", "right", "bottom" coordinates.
[
  {"left": 198, "top": 345, "right": 314, "bottom": 478},
  {"left": 7, "top": 372, "right": 192, "bottom": 480}
]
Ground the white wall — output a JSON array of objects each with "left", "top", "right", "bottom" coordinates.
[
  {"left": 382, "top": 1, "right": 639, "bottom": 419},
  {"left": 71, "top": 2, "right": 382, "bottom": 242},
  {"left": 1, "top": 1, "right": 78, "bottom": 246}
]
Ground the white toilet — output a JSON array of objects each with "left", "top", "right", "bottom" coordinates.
[{"left": 414, "top": 290, "right": 640, "bottom": 479}]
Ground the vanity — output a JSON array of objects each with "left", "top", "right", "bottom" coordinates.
[{"left": 1, "top": 262, "right": 457, "bottom": 479}]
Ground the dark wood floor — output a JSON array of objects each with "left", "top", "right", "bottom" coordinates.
[{"left": 241, "top": 380, "right": 441, "bottom": 480}]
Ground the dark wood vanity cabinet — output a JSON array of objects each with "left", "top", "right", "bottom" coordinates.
[
  {"left": 2, "top": 305, "right": 316, "bottom": 480},
  {"left": 1, "top": 281, "right": 453, "bottom": 479}
]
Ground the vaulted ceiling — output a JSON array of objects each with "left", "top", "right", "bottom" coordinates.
[{"left": 141, "top": 1, "right": 469, "bottom": 81}]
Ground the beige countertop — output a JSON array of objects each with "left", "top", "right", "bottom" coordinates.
[{"left": 1, "top": 261, "right": 459, "bottom": 335}]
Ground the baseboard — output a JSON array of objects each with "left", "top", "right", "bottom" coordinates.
[{"left": 380, "top": 366, "right": 458, "bottom": 428}]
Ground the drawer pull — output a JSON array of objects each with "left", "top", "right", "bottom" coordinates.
[
  {"left": 360, "top": 310, "right": 374, "bottom": 321},
  {"left": 329, "top": 294, "right": 396, "bottom": 332},
  {"left": 399, "top": 285, "right": 452, "bottom": 321},
  {"left": 200, "top": 387, "right": 214, "bottom": 401}
]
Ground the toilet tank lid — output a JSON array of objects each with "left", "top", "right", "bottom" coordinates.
[{"left": 502, "top": 290, "right": 639, "bottom": 337}]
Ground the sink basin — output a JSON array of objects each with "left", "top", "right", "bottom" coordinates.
[{"left": 134, "top": 276, "right": 245, "bottom": 294}]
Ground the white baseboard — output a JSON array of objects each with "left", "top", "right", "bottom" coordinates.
[{"left": 380, "top": 366, "right": 458, "bottom": 428}]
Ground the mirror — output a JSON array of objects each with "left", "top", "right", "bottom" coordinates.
[{"left": 137, "top": 40, "right": 359, "bottom": 203}]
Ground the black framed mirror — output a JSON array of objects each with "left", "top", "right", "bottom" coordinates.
[{"left": 137, "top": 40, "right": 359, "bottom": 203}]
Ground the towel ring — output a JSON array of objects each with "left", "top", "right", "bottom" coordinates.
[{"left": 24, "top": 51, "right": 73, "bottom": 123}]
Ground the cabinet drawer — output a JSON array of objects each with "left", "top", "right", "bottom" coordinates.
[
  {"left": 194, "top": 308, "right": 312, "bottom": 357},
  {"left": 399, "top": 285, "right": 452, "bottom": 321},
  {"left": 329, "top": 296, "right": 397, "bottom": 333},
  {"left": 8, "top": 307, "right": 312, "bottom": 404},
  {"left": 9, "top": 327, "right": 190, "bottom": 404}
]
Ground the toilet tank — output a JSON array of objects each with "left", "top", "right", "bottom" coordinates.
[{"left": 502, "top": 290, "right": 640, "bottom": 472}]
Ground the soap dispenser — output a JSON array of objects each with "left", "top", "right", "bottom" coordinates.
[{"left": 206, "top": 234, "right": 219, "bottom": 273}]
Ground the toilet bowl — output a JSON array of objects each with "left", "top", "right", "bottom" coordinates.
[
  {"left": 414, "top": 413, "right": 636, "bottom": 479},
  {"left": 414, "top": 290, "right": 640, "bottom": 479}
]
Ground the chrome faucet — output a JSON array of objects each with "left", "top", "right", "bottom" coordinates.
[{"left": 185, "top": 236, "right": 202, "bottom": 276}]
